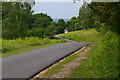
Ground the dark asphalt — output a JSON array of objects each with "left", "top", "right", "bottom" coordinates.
[{"left": 2, "top": 36, "right": 89, "bottom": 79}]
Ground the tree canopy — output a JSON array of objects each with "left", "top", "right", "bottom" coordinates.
[
  {"left": 2, "top": 2, "right": 34, "bottom": 39},
  {"left": 33, "top": 13, "right": 53, "bottom": 28},
  {"left": 77, "top": 2, "right": 120, "bottom": 34},
  {"left": 89, "top": 2, "right": 120, "bottom": 34}
]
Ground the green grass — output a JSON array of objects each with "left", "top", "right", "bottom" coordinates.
[
  {"left": 59, "top": 29, "right": 100, "bottom": 44},
  {"left": 2, "top": 43, "right": 60, "bottom": 58},
  {"left": 68, "top": 31, "right": 118, "bottom": 78},
  {"left": 0, "top": 38, "right": 1, "bottom": 58},
  {"left": 2, "top": 37, "right": 66, "bottom": 57}
]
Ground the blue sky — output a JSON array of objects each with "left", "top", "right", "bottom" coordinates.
[{"left": 32, "top": 2, "right": 83, "bottom": 19}]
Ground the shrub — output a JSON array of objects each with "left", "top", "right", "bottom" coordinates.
[
  {"left": 90, "top": 31, "right": 118, "bottom": 78},
  {"left": 28, "top": 28, "right": 44, "bottom": 38}
]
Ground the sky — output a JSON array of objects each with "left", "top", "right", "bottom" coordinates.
[{"left": 32, "top": 2, "right": 83, "bottom": 19}]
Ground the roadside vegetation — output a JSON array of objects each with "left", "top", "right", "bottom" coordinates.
[
  {"left": 59, "top": 29, "right": 100, "bottom": 44},
  {"left": 2, "top": 37, "right": 66, "bottom": 57},
  {"left": 66, "top": 31, "right": 118, "bottom": 78}
]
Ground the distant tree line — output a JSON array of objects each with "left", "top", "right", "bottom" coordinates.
[
  {"left": 2, "top": 2, "right": 120, "bottom": 39},
  {"left": 2, "top": 2, "right": 69, "bottom": 39}
]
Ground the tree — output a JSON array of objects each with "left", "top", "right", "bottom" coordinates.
[
  {"left": 66, "top": 17, "right": 79, "bottom": 31},
  {"left": 2, "top": 2, "right": 34, "bottom": 39},
  {"left": 29, "top": 13, "right": 54, "bottom": 38},
  {"left": 89, "top": 2, "right": 120, "bottom": 34},
  {"left": 78, "top": 2, "right": 95, "bottom": 29},
  {"left": 44, "top": 23, "right": 56, "bottom": 38},
  {"left": 56, "top": 19, "right": 66, "bottom": 34},
  {"left": 33, "top": 13, "right": 53, "bottom": 29},
  {"left": 28, "top": 28, "right": 44, "bottom": 38}
]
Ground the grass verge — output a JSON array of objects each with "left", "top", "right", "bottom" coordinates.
[
  {"left": 68, "top": 31, "right": 118, "bottom": 78},
  {"left": 59, "top": 29, "right": 100, "bottom": 44},
  {"left": 1, "top": 43, "right": 60, "bottom": 58},
  {"left": 2, "top": 37, "right": 66, "bottom": 57}
]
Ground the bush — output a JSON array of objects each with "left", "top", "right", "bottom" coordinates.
[
  {"left": 90, "top": 31, "right": 118, "bottom": 78},
  {"left": 28, "top": 28, "right": 44, "bottom": 38}
]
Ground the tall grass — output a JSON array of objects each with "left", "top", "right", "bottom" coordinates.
[
  {"left": 89, "top": 31, "right": 118, "bottom": 78},
  {"left": 2, "top": 37, "right": 66, "bottom": 54},
  {"left": 69, "top": 31, "right": 118, "bottom": 78}
]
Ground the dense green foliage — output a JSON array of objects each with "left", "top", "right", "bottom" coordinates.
[
  {"left": 32, "top": 13, "right": 53, "bottom": 29},
  {"left": 78, "top": 3, "right": 95, "bottom": 29},
  {"left": 68, "top": 31, "right": 118, "bottom": 78},
  {"left": 2, "top": 37, "right": 66, "bottom": 54},
  {"left": 28, "top": 13, "right": 56, "bottom": 38},
  {"left": 90, "top": 32, "right": 118, "bottom": 78},
  {"left": 55, "top": 19, "right": 66, "bottom": 34},
  {"left": 89, "top": 2, "right": 120, "bottom": 34},
  {"left": 77, "top": 2, "right": 120, "bottom": 34},
  {"left": 66, "top": 17, "right": 79, "bottom": 31},
  {"left": 2, "top": 2, "right": 34, "bottom": 39},
  {"left": 2, "top": 2, "right": 68, "bottom": 39}
]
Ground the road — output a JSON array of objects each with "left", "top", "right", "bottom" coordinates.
[{"left": 2, "top": 36, "right": 89, "bottom": 79}]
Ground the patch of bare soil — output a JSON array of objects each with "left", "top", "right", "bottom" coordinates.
[{"left": 51, "top": 47, "right": 92, "bottom": 78}]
